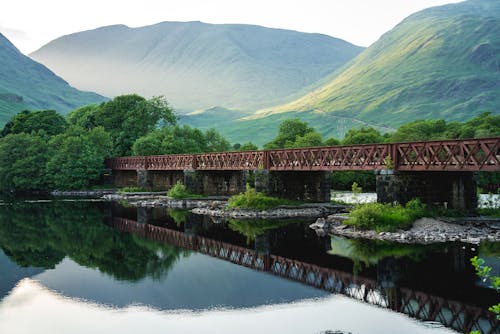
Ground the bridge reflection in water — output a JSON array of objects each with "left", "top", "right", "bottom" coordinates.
[{"left": 107, "top": 216, "right": 499, "bottom": 334}]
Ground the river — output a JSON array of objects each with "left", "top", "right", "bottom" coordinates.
[{"left": 0, "top": 200, "right": 498, "bottom": 333}]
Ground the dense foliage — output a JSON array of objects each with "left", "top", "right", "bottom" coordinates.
[
  {"left": 68, "top": 95, "right": 177, "bottom": 156},
  {"left": 344, "top": 198, "right": 427, "bottom": 232},
  {"left": 227, "top": 186, "right": 300, "bottom": 210},
  {"left": 167, "top": 182, "right": 202, "bottom": 199},
  {"left": 132, "top": 125, "right": 230, "bottom": 156}
]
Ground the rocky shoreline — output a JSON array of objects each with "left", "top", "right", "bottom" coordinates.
[
  {"left": 192, "top": 204, "right": 346, "bottom": 219},
  {"left": 311, "top": 214, "right": 500, "bottom": 244},
  {"left": 101, "top": 193, "right": 500, "bottom": 244}
]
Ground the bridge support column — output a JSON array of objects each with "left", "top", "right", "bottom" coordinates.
[
  {"left": 112, "top": 170, "right": 138, "bottom": 188},
  {"left": 376, "top": 171, "right": 478, "bottom": 214},
  {"left": 137, "top": 170, "right": 153, "bottom": 190},
  {"left": 183, "top": 170, "right": 247, "bottom": 196},
  {"left": 149, "top": 170, "right": 184, "bottom": 191},
  {"left": 258, "top": 171, "right": 331, "bottom": 202}
]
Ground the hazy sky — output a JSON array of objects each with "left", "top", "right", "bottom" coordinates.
[{"left": 2, "top": 0, "right": 463, "bottom": 54}]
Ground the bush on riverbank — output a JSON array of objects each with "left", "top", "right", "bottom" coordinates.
[
  {"left": 344, "top": 198, "right": 427, "bottom": 232},
  {"left": 167, "top": 182, "right": 202, "bottom": 199},
  {"left": 227, "top": 186, "right": 300, "bottom": 210},
  {"left": 119, "top": 186, "right": 148, "bottom": 193}
]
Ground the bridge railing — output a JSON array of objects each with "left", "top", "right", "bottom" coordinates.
[
  {"left": 105, "top": 137, "right": 500, "bottom": 172},
  {"left": 195, "top": 150, "right": 265, "bottom": 170},
  {"left": 267, "top": 144, "right": 391, "bottom": 171},
  {"left": 396, "top": 137, "right": 500, "bottom": 171},
  {"left": 146, "top": 154, "right": 196, "bottom": 170}
]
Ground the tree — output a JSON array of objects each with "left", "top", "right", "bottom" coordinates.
[
  {"left": 46, "top": 126, "right": 112, "bottom": 190},
  {"left": 70, "top": 94, "right": 177, "bottom": 156},
  {"left": 239, "top": 142, "right": 259, "bottom": 151},
  {"left": 389, "top": 119, "right": 448, "bottom": 142},
  {"left": 342, "top": 127, "right": 385, "bottom": 145},
  {"left": 324, "top": 137, "right": 340, "bottom": 146},
  {"left": 67, "top": 104, "right": 100, "bottom": 130},
  {"left": 264, "top": 119, "right": 320, "bottom": 149},
  {"left": 0, "top": 132, "right": 51, "bottom": 192},
  {"left": 204, "top": 128, "right": 231, "bottom": 152},
  {"left": 288, "top": 131, "right": 323, "bottom": 148},
  {"left": 1, "top": 109, "right": 67, "bottom": 137},
  {"left": 132, "top": 125, "right": 230, "bottom": 156}
]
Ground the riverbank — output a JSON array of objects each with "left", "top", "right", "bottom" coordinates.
[{"left": 311, "top": 214, "right": 500, "bottom": 244}]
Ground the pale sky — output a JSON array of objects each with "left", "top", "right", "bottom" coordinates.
[{"left": 2, "top": 0, "right": 463, "bottom": 54}]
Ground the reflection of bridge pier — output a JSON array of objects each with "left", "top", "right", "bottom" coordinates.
[{"left": 107, "top": 217, "right": 499, "bottom": 333}]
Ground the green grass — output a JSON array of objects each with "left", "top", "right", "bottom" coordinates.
[
  {"left": 344, "top": 198, "right": 427, "bottom": 232},
  {"left": 167, "top": 182, "right": 202, "bottom": 199},
  {"left": 479, "top": 208, "right": 500, "bottom": 218},
  {"left": 119, "top": 186, "right": 148, "bottom": 193},
  {"left": 227, "top": 186, "right": 301, "bottom": 210},
  {"left": 190, "top": 0, "right": 500, "bottom": 145}
]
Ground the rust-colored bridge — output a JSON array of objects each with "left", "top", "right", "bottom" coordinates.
[
  {"left": 107, "top": 137, "right": 500, "bottom": 172},
  {"left": 108, "top": 217, "right": 500, "bottom": 334},
  {"left": 106, "top": 137, "right": 499, "bottom": 211}
]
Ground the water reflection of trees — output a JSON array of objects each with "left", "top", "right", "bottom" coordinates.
[
  {"left": 329, "top": 236, "right": 441, "bottom": 273},
  {"left": 0, "top": 202, "right": 188, "bottom": 281},
  {"left": 228, "top": 219, "right": 308, "bottom": 243}
]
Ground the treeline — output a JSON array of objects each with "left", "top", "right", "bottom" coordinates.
[
  {"left": 0, "top": 94, "right": 230, "bottom": 192},
  {"left": 0, "top": 93, "right": 498, "bottom": 193},
  {"left": 256, "top": 115, "right": 499, "bottom": 191}
]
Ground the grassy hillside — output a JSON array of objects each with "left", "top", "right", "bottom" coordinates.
[
  {"left": 256, "top": 0, "right": 500, "bottom": 127},
  {"left": 0, "top": 33, "right": 106, "bottom": 126},
  {"left": 30, "top": 22, "right": 363, "bottom": 111},
  {"left": 181, "top": 108, "right": 394, "bottom": 147}
]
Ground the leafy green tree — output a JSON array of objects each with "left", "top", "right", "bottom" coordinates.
[
  {"left": 46, "top": 126, "right": 112, "bottom": 190},
  {"left": 132, "top": 125, "right": 229, "bottom": 156},
  {"left": 289, "top": 131, "right": 323, "bottom": 148},
  {"left": 0, "top": 133, "right": 51, "bottom": 192},
  {"left": 1, "top": 109, "right": 67, "bottom": 137},
  {"left": 342, "top": 127, "right": 385, "bottom": 145},
  {"left": 264, "top": 119, "right": 316, "bottom": 149},
  {"left": 204, "top": 128, "right": 231, "bottom": 152},
  {"left": 239, "top": 142, "right": 259, "bottom": 151},
  {"left": 69, "top": 95, "right": 176, "bottom": 156},
  {"left": 324, "top": 137, "right": 340, "bottom": 146},
  {"left": 67, "top": 104, "right": 100, "bottom": 130},
  {"left": 389, "top": 119, "right": 448, "bottom": 142}
]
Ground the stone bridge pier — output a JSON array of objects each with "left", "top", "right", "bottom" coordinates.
[
  {"left": 183, "top": 170, "right": 247, "bottom": 196},
  {"left": 376, "top": 171, "right": 478, "bottom": 215},
  {"left": 255, "top": 170, "right": 331, "bottom": 202}
]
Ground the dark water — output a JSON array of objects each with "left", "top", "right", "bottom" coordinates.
[{"left": 0, "top": 200, "right": 498, "bottom": 334}]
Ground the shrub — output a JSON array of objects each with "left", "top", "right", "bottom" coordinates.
[
  {"left": 344, "top": 198, "right": 427, "bottom": 232},
  {"left": 227, "top": 185, "right": 300, "bottom": 210},
  {"left": 167, "top": 182, "right": 200, "bottom": 199},
  {"left": 119, "top": 186, "right": 147, "bottom": 193}
]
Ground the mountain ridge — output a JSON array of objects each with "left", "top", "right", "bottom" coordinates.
[
  {"left": 254, "top": 0, "right": 500, "bottom": 127},
  {"left": 0, "top": 33, "right": 106, "bottom": 125},
  {"left": 30, "top": 21, "right": 364, "bottom": 111}
]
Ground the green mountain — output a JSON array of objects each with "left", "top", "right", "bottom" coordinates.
[
  {"left": 0, "top": 33, "right": 106, "bottom": 125},
  {"left": 252, "top": 0, "right": 500, "bottom": 128},
  {"left": 30, "top": 22, "right": 363, "bottom": 111}
]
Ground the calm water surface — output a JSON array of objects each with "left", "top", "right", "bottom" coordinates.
[{"left": 0, "top": 200, "right": 498, "bottom": 334}]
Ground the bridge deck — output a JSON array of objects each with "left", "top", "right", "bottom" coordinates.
[{"left": 106, "top": 137, "right": 500, "bottom": 172}]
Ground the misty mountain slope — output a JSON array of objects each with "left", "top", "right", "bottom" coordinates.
[
  {"left": 0, "top": 33, "right": 106, "bottom": 125},
  {"left": 257, "top": 0, "right": 500, "bottom": 127},
  {"left": 30, "top": 22, "right": 363, "bottom": 111}
]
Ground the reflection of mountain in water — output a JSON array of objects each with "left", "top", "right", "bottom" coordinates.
[{"left": 0, "top": 250, "right": 44, "bottom": 299}]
